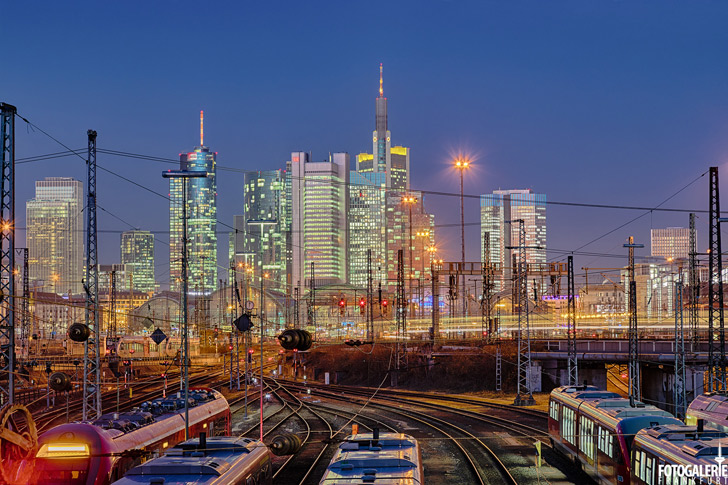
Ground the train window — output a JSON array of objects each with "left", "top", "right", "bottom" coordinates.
[
  {"left": 634, "top": 450, "right": 642, "bottom": 480},
  {"left": 562, "top": 407, "right": 576, "bottom": 445},
  {"left": 549, "top": 401, "right": 559, "bottom": 420}
]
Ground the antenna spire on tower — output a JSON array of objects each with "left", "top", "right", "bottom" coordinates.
[
  {"left": 200, "top": 110, "right": 204, "bottom": 146},
  {"left": 379, "top": 63, "right": 383, "bottom": 97}
]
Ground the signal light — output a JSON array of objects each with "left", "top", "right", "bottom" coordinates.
[
  {"left": 277, "top": 329, "right": 313, "bottom": 351},
  {"left": 338, "top": 299, "right": 345, "bottom": 307}
]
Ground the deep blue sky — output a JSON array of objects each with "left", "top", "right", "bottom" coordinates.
[{"left": 3, "top": 1, "right": 728, "bottom": 287}]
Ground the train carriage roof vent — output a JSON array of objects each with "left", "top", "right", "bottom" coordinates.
[{"left": 149, "top": 479, "right": 164, "bottom": 485}]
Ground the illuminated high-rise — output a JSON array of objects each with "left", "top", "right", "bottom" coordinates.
[
  {"left": 291, "top": 151, "right": 349, "bottom": 288},
  {"left": 348, "top": 171, "right": 387, "bottom": 288},
  {"left": 170, "top": 112, "right": 217, "bottom": 294},
  {"left": 242, "top": 170, "right": 287, "bottom": 290},
  {"left": 480, "top": 189, "right": 547, "bottom": 290},
  {"left": 26, "top": 177, "right": 83, "bottom": 294},
  {"left": 121, "top": 230, "right": 155, "bottom": 293},
  {"left": 651, "top": 227, "right": 690, "bottom": 260},
  {"left": 356, "top": 64, "right": 410, "bottom": 190}
]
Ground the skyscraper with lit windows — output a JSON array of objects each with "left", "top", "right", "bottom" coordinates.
[
  {"left": 480, "top": 189, "right": 547, "bottom": 291},
  {"left": 26, "top": 177, "right": 84, "bottom": 294},
  {"left": 242, "top": 170, "right": 288, "bottom": 290},
  {"left": 356, "top": 64, "right": 410, "bottom": 190},
  {"left": 291, "top": 151, "right": 349, "bottom": 288},
  {"left": 348, "top": 171, "right": 387, "bottom": 288},
  {"left": 121, "top": 230, "right": 155, "bottom": 293},
  {"left": 169, "top": 112, "right": 217, "bottom": 294}
]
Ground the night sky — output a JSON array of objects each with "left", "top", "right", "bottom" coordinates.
[{"left": 3, "top": 1, "right": 728, "bottom": 287}]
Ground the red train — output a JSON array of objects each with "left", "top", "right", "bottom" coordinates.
[
  {"left": 549, "top": 385, "right": 682, "bottom": 484},
  {"left": 687, "top": 393, "right": 728, "bottom": 433},
  {"left": 31, "top": 388, "right": 230, "bottom": 485}
]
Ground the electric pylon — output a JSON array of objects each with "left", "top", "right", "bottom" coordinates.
[
  {"left": 0, "top": 103, "right": 16, "bottom": 405},
  {"left": 393, "top": 249, "right": 407, "bottom": 387},
  {"left": 83, "top": 129, "right": 101, "bottom": 420},
  {"left": 109, "top": 270, "right": 117, "bottom": 338},
  {"left": 674, "top": 278, "right": 687, "bottom": 418},
  {"left": 367, "top": 249, "right": 373, "bottom": 341},
  {"left": 624, "top": 236, "right": 644, "bottom": 404},
  {"left": 482, "top": 233, "right": 494, "bottom": 342},
  {"left": 514, "top": 219, "right": 534, "bottom": 406},
  {"left": 708, "top": 166, "right": 726, "bottom": 392},
  {"left": 567, "top": 255, "right": 578, "bottom": 386},
  {"left": 689, "top": 213, "right": 699, "bottom": 353}
]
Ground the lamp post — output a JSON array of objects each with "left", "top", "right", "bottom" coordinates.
[
  {"left": 162, "top": 169, "right": 208, "bottom": 440},
  {"left": 454, "top": 157, "right": 471, "bottom": 319}
]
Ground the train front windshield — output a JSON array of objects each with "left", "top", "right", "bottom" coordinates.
[{"left": 35, "top": 443, "right": 91, "bottom": 485}]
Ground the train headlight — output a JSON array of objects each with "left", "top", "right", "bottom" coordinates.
[{"left": 37, "top": 443, "right": 90, "bottom": 458}]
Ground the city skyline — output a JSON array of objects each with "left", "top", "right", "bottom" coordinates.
[{"left": 5, "top": 1, "right": 724, "bottom": 289}]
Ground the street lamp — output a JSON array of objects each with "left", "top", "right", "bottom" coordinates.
[
  {"left": 162, "top": 169, "right": 208, "bottom": 440},
  {"left": 454, "top": 157, "right": 471, "bottom": 318}
]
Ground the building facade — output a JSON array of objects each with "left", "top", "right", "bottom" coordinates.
[
  {"left": 26, "top": 177, "right": 84, "bottom": 294},
  {"left": 480, "top": 189, "right": 547, "bottom": 291},
  {"left": 170, "top": 115, "right": 217, "bottom": 294},
  {"left": 290, "top": 151, "right": 349, "bottom": 288},
  {"left": 121, "top": 230, "right": 155, "bottom": 293},
  {"left": 348, "top": 171, "right": 387, "bottom": 288},
  {"left": 651, "top": 227, "right": 690, "bottom": 260},
  {"left": 241, "top": 170, "right": 288, "bottom": 290}
]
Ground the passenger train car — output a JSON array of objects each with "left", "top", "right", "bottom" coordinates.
[
  {"left": 687, "top": 393, "right": 728, "bottom": 433},
  {"left": 111, "top": 435, "right": 272, "bottom": 485},
  {"left": 549, "top": 385, "right": 682, "bottom": 484},
  {"left": 319, "top": 430, "right": 424, "bottom": 484},
  {"left": 631, "top": 422, "right": 728, "bottom": 485},
  {"left": 31, "top": 388, "right": 230, "bottom": 485}
]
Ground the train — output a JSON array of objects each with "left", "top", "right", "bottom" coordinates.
[
  {"left": 318, "top": 430, "right": 424, "bottom": 484},
  {"left": 548, "top": 384, "right": 682, "bottom": 484},
  {"left": 686, "top": 393, "right": 728, "bottom": 433},
  {"left": 631, "top": 421, "right": 728, "bottom": 485},
  {"left": 31, "top": 387, "right": 230, "bottom": 485},
  {"left": 111, "top": 435, "right": 272, "bottom": 485}
]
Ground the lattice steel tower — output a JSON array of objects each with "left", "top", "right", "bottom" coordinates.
[
  {"left": 0, "top": 103, "right": 16, "bottom": 405},
  {"left": 513, "top": 219, "right": 534, "bottom": 406},
  {"left": 624, "top": 236, "right": 643, "bottom": 404},
  {"left": 567, "top": 256, "right": 578, "bottom": 386},
  {"left": 708, "top": 166, "right": 726, "bottom": 392},
  {"left": 83, "top": 130, "right": 101, "bottom": 420},
  {"left": 674, "top": 279, "right": 687, "bottom": 418}
]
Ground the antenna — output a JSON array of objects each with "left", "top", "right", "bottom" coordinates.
[
  {"left": 200, "top": 110, "right": 204, "bottom": 146},
  {"left": 379, "top": 63, "right": 383, "bottom": 97}
]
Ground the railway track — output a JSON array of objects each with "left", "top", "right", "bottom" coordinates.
[{"left": 273, "top": 379, "right": 518, "bottom": 485}]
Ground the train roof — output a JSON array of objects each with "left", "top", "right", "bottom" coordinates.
[
  {"left": 113, "top": 436, "right": 267, "bottom": 485},
  {"left": 320, "top": 433, "right": 422, "bottom": 484},
  {"left": 38, "top": 388, "right": 229, "bottom": 455},
  {"left": 635, "top": 424, "right": 728, "bottom": 464}
]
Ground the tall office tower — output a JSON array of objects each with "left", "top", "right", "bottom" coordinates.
[
  {"left": 480, "top": 189, "right": 547, "bottom": 291},
  {"left": 356, "top": 64, "right": 410, "bottom": 190},
  {"left": 651, "top": 227, "right": 690, "bottom": 260},
  {"left": 26, "top": 177, "right": 84, "bottom": 294},
  {"left": 170, "top": 112, "right": 217, "bottom": 294},
  {"left": 384, "top": 191, "right": 435, "bottom": 291},
  {"left": 121, "top": 230, "right": 155, "bottom": 293},
  {"left": 348, "top": 171, "right": 388, "bottom": 288},
  {"left": 291, "top": 152, "right": 349, "bottom": 288},
  {"left": 242, "top": 170, "right": 288, "bottom": 290}
]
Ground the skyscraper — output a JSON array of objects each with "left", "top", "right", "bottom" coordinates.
[
  {"left": 121, "top": 230, "right": 155, "bottom": 293},
  {"left": 651, "top": 227, "right": 690, "bottom": 260},
  {"left": 291, "top": 151, "right": 349, "bottom": 288},
  {"left": 26, "top": 177, "right": 84, "bottom": 294},
  {"left": 356, "top": 65, "right": 410, "bottom": 190},
  {"left": 348, "top": 171, "right": 387, "bottom": 288},
  {"left": 170, "top": 112, "right": 217, "bottom": 294},
  {"left": 480, "top": 189, "right": 547, "bottom": 290},
  {"left": 242, "top": 170, "right": 288, "bottom": 290}
]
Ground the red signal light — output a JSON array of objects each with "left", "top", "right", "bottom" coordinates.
[
  {"left": 382, "top": 299, "right": 388, "bottom": 306},
  {"left": 339, "top": 299, "right": 345, "bottom": 307},
  {"left": 248, "top": 349, "right": 254, "bottom": 354},
  {"left": 359, "top": 298, "right": 366, "bottom": 307}
]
